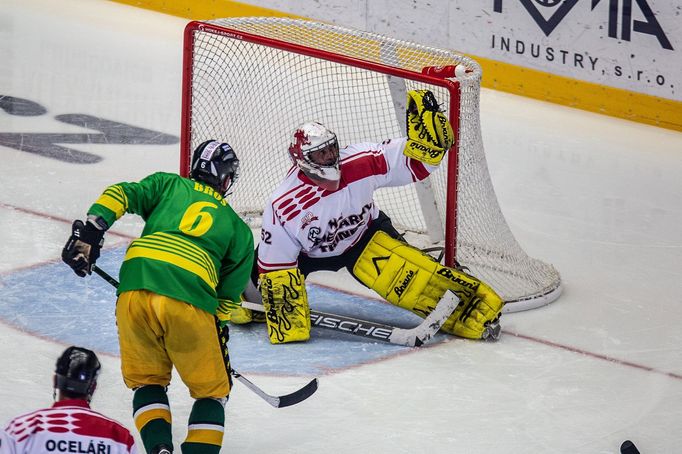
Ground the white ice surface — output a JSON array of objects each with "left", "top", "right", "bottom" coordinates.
[{"left": 1, "top": 1, "right": 681, "bottom": 453}]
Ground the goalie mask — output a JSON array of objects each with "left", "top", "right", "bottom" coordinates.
[
  {"left": 288, "top": 122, "right": 341, "bottom": 191},
  {"left": 54, "top": 346, "right": 101, "bottom": 401},
  {"left": 190, "top": 140, "right": 241, "bottom": 197}
]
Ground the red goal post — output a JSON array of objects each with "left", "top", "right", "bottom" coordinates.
[{"left": 180, "top": 18, "right": 562, "bottom": 312}]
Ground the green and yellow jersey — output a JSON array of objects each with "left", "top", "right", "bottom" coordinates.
[{"left": 88, "top": 172, "right": 253, "bottom": 314}]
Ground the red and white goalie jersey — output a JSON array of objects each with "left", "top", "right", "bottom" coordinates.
[
  {"left": 3, "top": 399, "right": 137, "bottom": 454},
  {"left": 257, "top": 137, "right": 436, "bottom": 272}
]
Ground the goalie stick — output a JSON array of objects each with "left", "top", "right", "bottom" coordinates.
[
  {"left": 92, "top": 265, "right": 318, "bottom": 408},
  {"left": 240, "top": 289, "right": 461, "bottom": 347}
]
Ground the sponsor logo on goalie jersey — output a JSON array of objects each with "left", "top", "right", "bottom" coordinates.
[
  {"left": 308, "top": 226, "right": 321, "bottom": 244},
  {"left": 308, "top": 203, "right": 373, "bottom": 253},
  {"left": 300, "top": 211, "right": 319, "bottom": 230}
]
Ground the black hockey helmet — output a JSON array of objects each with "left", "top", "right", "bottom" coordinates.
[
  {"left": 190, "top": 140, "right": 240, "bottom": 197},
  {"left": 54, "top": 346, "right": 101, "bottom": 399}
]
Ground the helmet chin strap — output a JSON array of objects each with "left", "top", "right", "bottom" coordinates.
[
  {"left": 219, "top": 176, "right": 235, "bottom": 197},
  {"left": 308, "top": 173, "right": 340, "bottom": 191},
  {"left": 299, "top": 161, "right": 341, "bottom": 191}
]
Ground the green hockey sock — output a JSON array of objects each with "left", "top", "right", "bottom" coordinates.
[
  {"left": 181, "top": 398, "right": 225, "bottom": 454},
  {"left": 133, "top": 385, "right": 173, "bottom": 453}
]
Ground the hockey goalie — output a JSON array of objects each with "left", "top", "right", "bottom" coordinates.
[{"left": 230, "top": 90, "right": 505, "bottom": 344}]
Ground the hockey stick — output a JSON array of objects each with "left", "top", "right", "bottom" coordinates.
[
  {"left": 93, "top": 265, "right": 120, "bottom": 288},
  {"left": 241, "top": 289, "right": 460, "bottom": 347},
  {"left": 92, "top": 265, "right": 318, "bottom": 408},
  {"left": 231, "top": 370, "right": 318, "bottom": 408}
]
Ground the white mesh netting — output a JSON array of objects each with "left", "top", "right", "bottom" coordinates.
[{"left": 182, "top": 18, "right": 561, "bottom": 311}]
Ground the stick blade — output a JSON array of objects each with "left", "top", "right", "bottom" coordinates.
[
  {"left": 233, "top": 374, "right": 318, "bottom": 408},
  {"left": 388, "top": 290, "right": 459, "bottom": 347},
  {"left": 620, "top": 440, "right": 640, "bottom": 454},
  {"left": 276, "top": 378, "right": 319, "bottom": 408}
]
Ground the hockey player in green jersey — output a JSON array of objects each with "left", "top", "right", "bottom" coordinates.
[{"left": 62, "top": 140, "right": 254, "bottom": 454}]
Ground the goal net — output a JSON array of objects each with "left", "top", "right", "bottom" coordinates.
[{"left": 180, "top": 18, "right": 562, "bottom": 312}]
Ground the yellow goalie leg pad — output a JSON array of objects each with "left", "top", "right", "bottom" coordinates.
[
  {"left": 352, "top": 231, "right": 504, "bottom": 339},
  {"left": 260, "top": 268, "right": 310, "bottom": 344}
]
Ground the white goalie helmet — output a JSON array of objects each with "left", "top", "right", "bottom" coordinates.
[{"left": 288, "top": 121, "right": 341, "bottom": 191}]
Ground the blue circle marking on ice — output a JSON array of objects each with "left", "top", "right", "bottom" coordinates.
[{"left": 0, "top": 246, "right": 446, "bottom": 376}]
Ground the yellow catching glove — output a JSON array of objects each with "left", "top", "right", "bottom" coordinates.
[{"left": 404, "top": 89, "right": 455, "bottom": 165}]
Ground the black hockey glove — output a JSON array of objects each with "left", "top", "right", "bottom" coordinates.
[{"left": 62, "top": 220, "right": 105, "bottom": 277}]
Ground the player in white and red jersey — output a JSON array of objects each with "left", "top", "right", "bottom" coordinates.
[
  {"left": 0, "top": 428, "right": 15, "bottom": 454},
  {"left": 237, "top": 90, "right": 505, "bottom": 344},
  {"left": 257, "top": 135, "right": 425, "bottom": 266},
  {"left": 3, "top": 346, "right": 138, "bottom": 454}
]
